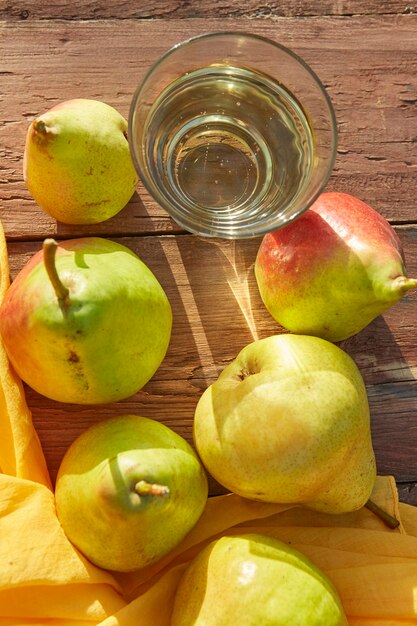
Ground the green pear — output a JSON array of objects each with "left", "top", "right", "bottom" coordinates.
[
  {"left": 0, "top": 237, "right": 172, "bottom": 404},
  {"left": 255, "top": 192, "right": 417, "bottom": 342},
  {"left": 55, "top": 415, "right": 208, "bottom": 572},
  {"left": 194, "top": 334, "right": 376, "bottom": 514},
  {"left": 24, "top": 99, "right": 139, "bottom": 224},
  {"left": 171, "top": 534, "right": 348, "bottom": 625}
]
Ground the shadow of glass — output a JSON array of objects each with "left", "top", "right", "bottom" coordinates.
[
  {"left": 55, "top": 188, "right": 184, "bottom": 239},
  {"left": 169, "top": 235, "right": 281, "bottom": 376}
]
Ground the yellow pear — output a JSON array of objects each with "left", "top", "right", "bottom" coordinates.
[
  {"left": 24, "top": 99, "right": 138, "bottom": 224},
  {"left": 171, "top": 534, "right": 348, "bottom": 625},
  {"left": 55, "top": 415, "right": 208, "bottom": 572},
  {"left": 194, "top": 334, "right": 376, "bottom": 514}
]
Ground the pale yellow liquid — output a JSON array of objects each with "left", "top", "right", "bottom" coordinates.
[{"left": 142, "top": 65, "right": 314, "bottom": 235}]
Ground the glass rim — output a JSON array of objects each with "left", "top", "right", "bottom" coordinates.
[{"left": 128, "top": 30, "right": 338, "bottom": 239}]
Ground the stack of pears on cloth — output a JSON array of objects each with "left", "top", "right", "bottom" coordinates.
[{"left": 1, "top": 99, "right": 417, "bottom": 625}]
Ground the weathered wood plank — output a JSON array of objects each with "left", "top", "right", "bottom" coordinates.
[
  {"left": 5, "top": 228, "right": 417, "bottom": 490},
  {"left": 1, "top": 0, "right": 414, "bottom": 20},
  {"left": 1, "top": 16, "right": 416, "bottom": 240},
  {"left": 1, "top": 12, "right": 417, "bottom": 502},
  {"left": 398, "top": 482, "right": 417, "bottom": 505}
]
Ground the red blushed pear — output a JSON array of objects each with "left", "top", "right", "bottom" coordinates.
[
  {"left": 255, "top": 192, "right": 417, "bottom": 342},
  {"left": 0, "top": 237, "right": 172, "bottom": 404}
]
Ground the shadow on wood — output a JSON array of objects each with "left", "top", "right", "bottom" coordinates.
[{"left": 342, "top": 314, "right": 417, "bottom": 482}]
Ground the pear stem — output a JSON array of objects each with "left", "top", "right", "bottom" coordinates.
[
  {"left": 134, "top": 480, "right": 170, "bottom": 497},
  {"left": 43, "top": 239, "right": 70, "bottom": 306},
  {"left": 365, "top": 499, "right": 400, "bottom": 529},
  {"left": 395, "top": 276, "right": 417, "bottom": 293}
]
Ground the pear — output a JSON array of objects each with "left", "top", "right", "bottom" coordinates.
[
  {"left": 255, "top": 192, "right": 417, "bottom": 342},
  {"left": 0, "top": 237, "right": 172, "bottom": 404},
  {"left": 171, "top": 534, "right": 348, "bottom": 625},
  {"left": 24, "top": 99, "right": 139, "bottom": 224},
  {"left": 55, "top": 415, "right": 208, "bottom": 572},
  {"left": 194, "top": 334, "right": 376, "bottom": 514}
]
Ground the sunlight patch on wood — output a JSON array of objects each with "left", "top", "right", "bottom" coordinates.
[
  {"left": 159, "top": 238, "right": 220, "bottom": 383},
  {"left": 207, "top": 239, "right": 259, "bottom": 342}
]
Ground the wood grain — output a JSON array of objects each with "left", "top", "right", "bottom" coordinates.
[
  {"left": 398, "top": 482, "right": 417, "bottom": 505},
  {"left": 1, "top": 0, "right": 415, "bottom": 20},
  {"left": 5, "top": 229, "right": 417, "bottom": 492},
  {"left": 1, "top": 16, "right": 416, "bottom": 240},
  {"left": 1, "top": 9, "right": 417, "bottom": 503}
]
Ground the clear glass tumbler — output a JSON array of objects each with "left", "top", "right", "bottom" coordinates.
[{"left": 129, "top": 32, "right": 337, "bottom": 238}]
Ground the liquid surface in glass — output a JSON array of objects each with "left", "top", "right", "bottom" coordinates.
[{"left": 142, "top": 65, "right": 315, "bottom": 234}]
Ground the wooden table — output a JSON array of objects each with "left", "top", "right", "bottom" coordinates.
[{"left": 1, "top": 1, "right": 417, "bottom": 504}]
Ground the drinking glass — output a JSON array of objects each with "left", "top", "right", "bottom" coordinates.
[{"left": 129, "top": 32, "right": 337, "bottom": 238}]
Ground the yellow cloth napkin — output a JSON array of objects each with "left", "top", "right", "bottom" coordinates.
[{"left": 1, "top": 221, "right": 417, "bottom": 625}]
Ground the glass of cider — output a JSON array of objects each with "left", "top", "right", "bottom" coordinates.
[{"left": 129, "top": 32, "right": 337, "bottom": 238}]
